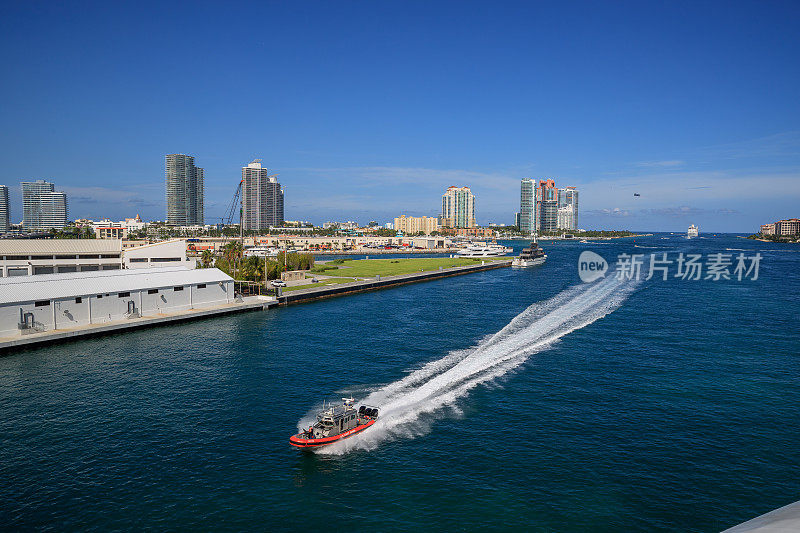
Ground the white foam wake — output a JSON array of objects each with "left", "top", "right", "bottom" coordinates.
[{"left": 303, "top": 273, "right": 640, "bottom": 454}]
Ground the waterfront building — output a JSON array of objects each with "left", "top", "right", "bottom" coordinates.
[
  {"left": 0, "top": 239, "right": 192, "bottom": 277},
  {"left": 394, "top": 215, "right": 440, "bottom": 235},
  {"left": 166, "top": 154, "right": 204, "bottom": 226},
  {"left": 0, "top": 267, "right": 233, "bottom": 339},
  {"left": 241, "top": 159, "right": 284, "bottom": 230},
  {"left": 760, "top": 223, "right": 776, "bottom": 235},
  {"left": 535, "top": 179, "right": 558, "bottom": 233},
  {"left": 557, "top": 186, "right": 579, "bottom": 230},
  {"left": 519, "top": 178, "right": 535, "bottom": 234},
  {"left": 22, "top": 180, "right": 68, "bottom": 231},
  {"left": 441, "top": 186, "right": 476, "bottom": 228},
  {"left": 0, "top": 185, "right": 9, "bottom": 233},
  {"left": 775, "top": 218, "right": 800, "bottom": 235}
]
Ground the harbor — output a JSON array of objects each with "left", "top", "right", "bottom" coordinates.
[
  {"left": 2, "top": 235, "right": 796, "bottom": 531},
  {"left": 0, "top": 257, "right": 511, "bottom": 351}
]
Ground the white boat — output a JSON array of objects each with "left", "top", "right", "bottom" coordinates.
[
  {"left": 511, "top": 237, "right": 546, "bottom": 267},
  {"left": 456, "top": 242, "right": 513, "bottom": 257},
  {"left": 687, "top": 224, "right": 699, "bottom": 238},
  {"left": 243, "top": 246, "right": 279, "bottom": 258}
]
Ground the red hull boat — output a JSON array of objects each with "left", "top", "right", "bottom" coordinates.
[{"left": 290, "top": 399, "right": 379, "bottom": 449}]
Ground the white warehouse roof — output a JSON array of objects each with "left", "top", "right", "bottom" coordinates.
[
  {"left": 0, "top": 267, "right": 232, "bottom": 305},
  {"left": 0, "top": 239, "right": 122, "bottom": 255}
]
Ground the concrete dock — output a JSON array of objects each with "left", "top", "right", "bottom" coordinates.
[
  {"left": 0, "top": 296, "right": 277, "bottom": 352},
  {"left": 278, "top": 259, "right": 512, "bottom": 305},
  {"left": 0, "top": 260, "right": 511, "bottom": 352}
]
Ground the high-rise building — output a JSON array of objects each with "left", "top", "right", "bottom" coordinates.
[
  {"left": 22, "top": 180, "right": 68, "bottom": 231},
  {"left": 535, "top": 179, "right": 558, "bottom": 233},
  {"left": 165, "top": 154, "right": 204, "bottom": 225},
  {"left": 394, "top": 215, "right": 440, "bottom": 235},
  {"left": 241, "top": 159, "right": 284, "bottom": 230},
  {"left": 514, "top": 212, "right": 521, "bottom": 229},
  {"left": 0, "top": 185, "right": 9, "bottom": 233},
  {"left": 519, "top": 178, "right": 535, "bottom": 234},
  {"left": 441, "top": 186, "right": 476, "bottom": 228},
  {"left": 557, "top": 186, "right": 579, "bottom": 230}
]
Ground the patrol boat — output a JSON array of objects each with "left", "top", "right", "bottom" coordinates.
[
  {"left": 511, "top": 236, "right": 547, "bottom": 267},
  {"left": 289, "top": 398, "right": 379, "bottom": 449}
]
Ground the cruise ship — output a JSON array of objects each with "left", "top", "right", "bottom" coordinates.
[
  {"left": 687, "top": 224, "right": 699, "bottom": 238},
  {"left": 456, "top": 242, "right": 513, "bottom": 257}
]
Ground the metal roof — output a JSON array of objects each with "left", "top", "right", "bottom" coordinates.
[
  {"left": 0, "top": 267, "right": 233, "bottom": 305},
  {"left": 0, "top": 239, "right": 122, "bottom": 254}
]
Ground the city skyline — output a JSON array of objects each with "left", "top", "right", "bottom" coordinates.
[{"left": 1, "top": 3, "right": 799, "bottom": 231}]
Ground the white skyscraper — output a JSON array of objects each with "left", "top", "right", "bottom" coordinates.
[
  {"left": 0, "top": 185, "right": 9, "bottom": 233},
  {"left": 519, "top": 178, "right": 535, "bottom": 234},
  {"left": 241, "top": 159, "right": 284, "bottom": 230},
  {"left": 22, "top": 180, "right": 68, "bottom": 231},
  {"left": 165, "top": 154, "right": 204, "bottom": 225},
  {"left": 558, "top": 186, "right": 579, "bottom": 230}
]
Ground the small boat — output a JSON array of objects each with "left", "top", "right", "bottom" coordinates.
[
  {"left": 512, "top": 236, "right": 547, "bottom": 267},
  {"left": 290, "top": 398, "right": 379, "bottom": 449}
]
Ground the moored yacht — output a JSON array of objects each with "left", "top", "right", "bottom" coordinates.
[{"left": 456, "top": 242, "right": 513, "bottom": 257}]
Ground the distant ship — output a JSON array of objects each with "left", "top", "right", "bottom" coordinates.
[
  {"left": 511, "top": 236, "right": 547, "bottom": 267},
  {"left": 456, "top": 242, "right": 513, "bottom": 257},
  {"left": 687, "top": 224, "right": 699, "bottom": 238}
]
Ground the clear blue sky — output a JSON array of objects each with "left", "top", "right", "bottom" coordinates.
[{"left": 1, "top": 1, "right": 799, "bottom": 232}]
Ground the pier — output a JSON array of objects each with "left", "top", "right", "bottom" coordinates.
[
  {"left": 278, "top": 259, "right": 512, "bottom": 305},
  {"left": 0, "top": 259, "right": 511, "bottom": 352},
  {"left": 0, "top": 296, "right": 277, "bottom": 352}
]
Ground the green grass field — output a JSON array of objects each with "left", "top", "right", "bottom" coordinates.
[
  {"left": 321, "top": 257, "right": 506, "bottom": 278},
  {"left": 282, "top": 277, "right": 356, "bottom": 292}
]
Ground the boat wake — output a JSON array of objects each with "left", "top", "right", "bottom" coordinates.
[{"left": 302, "top": 273, "right": 641, "bottom": 454}]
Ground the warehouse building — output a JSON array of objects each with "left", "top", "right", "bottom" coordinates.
[
  {"left": 0, "top": 267, "right": 233, "bottom": 338},
  {"left": 0, "top": 239, "right": 193, "bottom": 277}
]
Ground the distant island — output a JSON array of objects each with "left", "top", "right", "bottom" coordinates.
[
  {"left": 748, "top": 218, "right": 799, "bottom": 243},
  {"left": 746, "top": 233, "right": 799, "bottom": 243}
]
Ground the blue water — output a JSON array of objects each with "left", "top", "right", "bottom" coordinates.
[{"left": 1, "top": 234, "right": 798, "bottom": 531}]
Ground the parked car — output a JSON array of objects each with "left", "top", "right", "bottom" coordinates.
[
  {"left": 271, "top": 280, "right": 287, "bottom": 287},
  {"left": 311, "top": 278, "right": 319, "bottom": 283}
]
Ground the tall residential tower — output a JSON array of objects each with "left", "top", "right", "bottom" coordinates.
[
  {"left": 22, "top": 180, "right": 68, "bottom": 231},
  {"left": 0, "top": 185, "right": 9, "bottom": 233},
  {"left": 241, "top": 159, "right": 284, "bottom": 230},
  {"left": 441, "top": 186, "right": 476, "bottom": 228},
  {"left": 519, "top": 178, "right": 535, "bottom": 234},
  {"left": 165, "top": 154, "right": 204, "bottom": 225}
]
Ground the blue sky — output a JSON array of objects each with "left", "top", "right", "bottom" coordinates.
[{"left": 1, "top": 1, "right": 798, "bottom": 232}]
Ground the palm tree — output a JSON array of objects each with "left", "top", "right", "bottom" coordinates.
[{"left": 200, "top": 249, "right": 214, "bottom": 268}]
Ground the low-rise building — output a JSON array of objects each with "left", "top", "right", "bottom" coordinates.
[
  {"left": 0, "top": 239, "right": 123, "bottom": 276},
  {"left": 123, "top": 239, "right": 194, "bottom": 269},
  {"left": 0, "top": 239, "right": 194, "bottom": 277},
  {"left": 394, "top": 215, "right": 440, "bottom": 235},
  {"left": 0, "top": 267, "right": 233, "bottom": 338},
  {"left": 760, "top": 223, "right": 776, "bottom": 235}
]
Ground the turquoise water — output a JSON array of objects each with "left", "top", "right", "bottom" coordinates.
[{"left": 1, "top": 235, "right": 798, "bottom": 531}]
